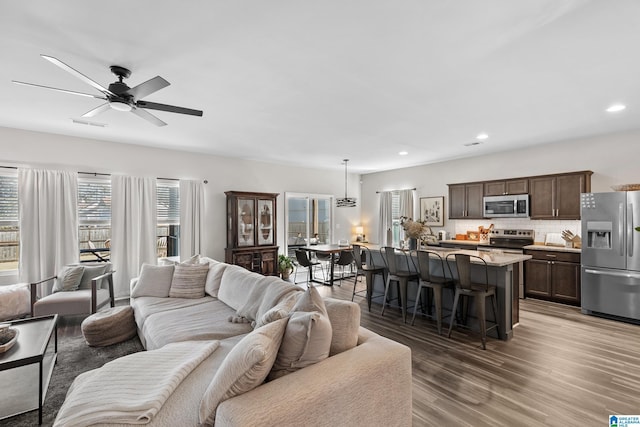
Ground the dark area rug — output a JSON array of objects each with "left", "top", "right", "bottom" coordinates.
[{"left": 1, "top": 330, "right": 143, "bottom": 427}]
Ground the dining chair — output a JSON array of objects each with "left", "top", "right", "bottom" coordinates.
[
  {"left": 352, "top": 244, "right": 386, "bottom": 311},
  {"left": 445, "top": 253, "right": 501, "bottom": 350},
  {"left": 381, "top": 246, "right": 419, "bottom": 323},
  {"left": 410, "top": 249, "right": 455, "bottom": 335},
  {"left": 294, "top": 249, "right": 325, "bottom": 285},
  {"left": 333, "top": 249, "right": 355, "bottom": 284}
]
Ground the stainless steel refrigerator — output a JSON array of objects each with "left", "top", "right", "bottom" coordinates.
[{"left": 581, "top": 191, "right": 640, "bottom": 321}]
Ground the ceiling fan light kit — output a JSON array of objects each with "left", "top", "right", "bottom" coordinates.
[{"left": 13, "top": 55, "right": 203, "bottom": 126}]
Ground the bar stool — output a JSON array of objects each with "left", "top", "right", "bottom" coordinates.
[
  {"left": 445, "top": 253, "right": 500, "bottom": 350},
  {"left": 410, "top": 249, "right": 455, "bottom": 335},
  {"left": 352, "top": 244, "right": 386, "bottom": 311},
  {"left": 381, "top": 247, "right": 419, "bottom": 323}
]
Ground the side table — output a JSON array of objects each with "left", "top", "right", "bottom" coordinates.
[{"left": 0, "top": 314, "right": 58, "bottom": 425}]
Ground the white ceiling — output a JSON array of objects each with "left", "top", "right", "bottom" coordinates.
[{"left": 1, "top": 1, "right": 639, "bottom": 174}]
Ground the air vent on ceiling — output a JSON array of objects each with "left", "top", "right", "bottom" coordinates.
[
  {"left": 464, "top": 141, "right": 482, "bottom": 147},
  {"left": 72, "top": 118, "right": 107, "bottom": 127}
]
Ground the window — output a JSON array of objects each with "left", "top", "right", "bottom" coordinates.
[
  {"left": 284, "top": 193, "right": 333, "bottom": 258},
  {"left": 157, "top": 180, "right": 179, "bottom": 258},
  {"left": 0, "top": 173, "right": 18, "bottom": 271},
  {"left": 78, "top": 177, "right": 111, "bottom": 261}
]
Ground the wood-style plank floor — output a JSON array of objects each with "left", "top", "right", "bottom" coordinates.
[{"left": 312, "top": 276, "right": 640, "bottom": 427}]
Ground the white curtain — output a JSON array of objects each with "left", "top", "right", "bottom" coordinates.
[
  {"left": 398, "top": 189, "right": 415, "bottom": 219},
  {"left": 111, "top": 175, "right": 157, "bottom": 298},
  {"left": 18, "top": 168, "right": 78, "bottom": 298},
  {"left": 179, "top": 180, "right": 205, "bottom": 260},
  {"left": 378, "top": 191, "right": 393, "bottom": 246}
]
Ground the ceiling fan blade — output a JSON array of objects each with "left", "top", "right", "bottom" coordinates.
[
  {"left": 131, "top": 107, "right": 167, "bottom": 126},
  {"left": 136, "top": 100, "right": 203, "bottom": 117},
  {"left": 125, "top": 76, "right": 170, "bottom": 99},
  {"left": 12, "top": 81, "right": 107, "bottom": 100},
  {"left": 41, "top": 54, "right": 116, "bottom": 97},
  {"left": 82, "top": 103, "right": 111, "bottom": 118}
]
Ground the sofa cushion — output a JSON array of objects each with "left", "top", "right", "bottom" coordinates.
[
  {"left": 217, "top": 265, "right": 265, "bottom": 311},
  {"left": 203, "top": 261, "right": 227, "bottom": 298},
  {"left": 324, "top": 298, "right": 361, "bottom": 356},
  {"left": 77, "top": 264, "right": 108, "bottom": 290},
  {"left": 52, "top": 265, "right": 85, "bottom": 293},
  {"left": 169, "top": 264, "right": 209, "bottom": 299},
  {"left": 268, "top": 285, "right": 332, "bottom": 381},
  {"left": 199, "top": 317, "right": 289, "bottom": 426},
  {"left": 141, "top": 299, "right": 253, "bottom": 350},
  {"left": 131, "top": 264, "right": 175, "bottom": 298}
]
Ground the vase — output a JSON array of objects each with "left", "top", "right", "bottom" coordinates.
[{"left": 408, "top": 238, "right": 418, "bottom": 250}]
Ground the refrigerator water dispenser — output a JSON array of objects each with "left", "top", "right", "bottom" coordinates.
[{"left": 586, "top": 221, "right": 612, "bottom": 249}]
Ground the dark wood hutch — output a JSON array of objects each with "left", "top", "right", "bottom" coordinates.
[{"left": 225, "top": 191, "right": 279, "bottom": 276}]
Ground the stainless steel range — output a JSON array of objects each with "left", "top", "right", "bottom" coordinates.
[
  {"left": 483, "top": 228, "right": 535, "bottom": 253},
  {"left": 478, "top": 228, "right": 534, "bottom": 300}
]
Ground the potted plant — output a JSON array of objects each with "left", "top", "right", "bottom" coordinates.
[{"left": 278, "top": 254, "right": 294, "bottom": 280}]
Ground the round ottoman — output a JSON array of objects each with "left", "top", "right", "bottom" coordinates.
[{"left": 81, "top": 305, "right": 137, "bottom": 347}]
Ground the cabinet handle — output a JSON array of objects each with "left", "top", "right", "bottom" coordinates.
[{"left": 546, "top": 254, "right": 556, "bottom": 258}]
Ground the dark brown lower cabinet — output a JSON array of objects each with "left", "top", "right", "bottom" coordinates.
[
  {"left": 225, "top": 246, "right": 279, "bottom": 276},
  {"left": 524, "top": 249, "right": 580, "bottom": 305}
]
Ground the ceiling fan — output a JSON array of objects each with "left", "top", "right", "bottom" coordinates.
[{"left": 13, "top": 54, "right": 203, "bottom": 126}]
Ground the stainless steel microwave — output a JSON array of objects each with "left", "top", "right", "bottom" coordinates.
[{"left": 483, "top": 194, "right": 529, "bottom": 218}]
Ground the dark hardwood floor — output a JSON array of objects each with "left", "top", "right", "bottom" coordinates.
[{"left": 313, "top": 276, "right": 640, "bottom": 427}]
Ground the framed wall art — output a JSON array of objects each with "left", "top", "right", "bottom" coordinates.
[{"left": 420, "top": 196, "right": 444, "bottom": 226}]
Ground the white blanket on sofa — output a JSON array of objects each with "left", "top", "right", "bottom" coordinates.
[{"left": 54, "top": 340, "right": 220, "bottom": 427}]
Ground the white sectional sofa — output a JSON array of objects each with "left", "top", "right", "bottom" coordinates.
[{"left": 55, "top": 258, "right": 413, "bottom": 426}]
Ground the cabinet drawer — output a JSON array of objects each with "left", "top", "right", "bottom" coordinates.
[{"left": 524, "top": 249, "right": 580, "bottom": 263}]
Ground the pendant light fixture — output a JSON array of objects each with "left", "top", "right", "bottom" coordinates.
[{"left": 336, "top": 159, "right": 356, "bottom": 207}]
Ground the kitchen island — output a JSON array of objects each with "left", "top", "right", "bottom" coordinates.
[{"left": 361, "top": 245, "right": 531, "bottom": 341}]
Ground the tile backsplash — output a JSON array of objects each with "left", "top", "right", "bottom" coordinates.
[{"left": 446, "top": 219, "right": 581, "bottom": 243}]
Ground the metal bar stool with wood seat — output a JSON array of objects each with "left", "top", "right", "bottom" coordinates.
[
  {"left": 381, "top": 246, "right": 419, "bottom": 323},
  {"left": 352, "top": 244, "right": 386, "bottom": 311},
  {"left": 410, "top": 249, "right": 455, "bottom": 335},
  {"left": 295, "top": 249, "right": 325, "bottom": 285},
  {"left": 445, "top": 253, "right": 501, "bottom": 350}
]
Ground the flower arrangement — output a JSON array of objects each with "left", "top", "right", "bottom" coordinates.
[{"left": 400, "top": 216, "right": 433, "bottom": 239}]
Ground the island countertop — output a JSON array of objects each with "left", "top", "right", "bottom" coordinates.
[{"left": 358, "top": 243, "right": 531, "bottom": 267}]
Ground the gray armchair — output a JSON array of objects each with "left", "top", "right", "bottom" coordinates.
[{"left": 30, "top": 263, "right": 115, "bottom": 317}]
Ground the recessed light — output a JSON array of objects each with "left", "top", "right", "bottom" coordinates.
[
  {"left": 606, "top": 104, "right": 626, "bottom": 113},
  {"left": 398, "top": 151, "right": 408, "bottom": 156},
  {"left": 476, "top": 133, "right": 489, "bottom": 140}
]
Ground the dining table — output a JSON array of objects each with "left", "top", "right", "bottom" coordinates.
[{"left": 300, "top": 244, "right": 352, "bottom": 286}]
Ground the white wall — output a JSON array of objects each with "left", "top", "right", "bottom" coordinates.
[
  {"left": 361, "top": 130, "right": 640, "bottom": 244},
  {"left": 0, "top": 126, "right": 361, "bottom": 283}
]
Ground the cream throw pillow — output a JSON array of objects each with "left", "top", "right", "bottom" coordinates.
[
  {"left": 130, "top": 264, "right": 175, "bottom": 298},
  {"left": 198, "top": 317, "right": 288, "bottom": 426},
  {"left": 169, "top": 263, "right": 209, "bottom": 298},
  {"left": 52, "top": 265, "right": 85, "bottom": 292},
  {"left": 267, "top": 285, "right": 332, "bottom": 381}
]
